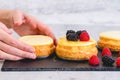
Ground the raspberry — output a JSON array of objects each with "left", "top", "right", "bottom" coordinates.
[
  {"left": 89, "top": 55, "right": 100, "bottom": 66},
  {"left": 66, "top": 30, "right": 75, "bottom": 35},
  {"left": 102, "top": 56, "right": 115, "bottom": 66},
  {"left": 102, "top": 47, "right": 112, "bottom": 56},
  {"left": 66, "top": 33, "right": 78, "bottom": 41},
  {"left": 79, "top": 31, "right": 90, "bottom": 41},
  {"left": 116, "top": 57, "right": 120, "bottom": 67}
]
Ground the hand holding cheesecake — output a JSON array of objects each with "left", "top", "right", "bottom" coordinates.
[{"left": 0, "top": 9, "right": 56, "bottom": 61}]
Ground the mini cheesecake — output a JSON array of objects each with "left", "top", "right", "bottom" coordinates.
[
  {"left": 56, "top": 37, "right": 98, "bottom": 60},
  {"left": 98, "top": 31, "right": 120, "bottom": 51},
  {"left": 20, "top": 35, "right": 55, "bottom": 58}
]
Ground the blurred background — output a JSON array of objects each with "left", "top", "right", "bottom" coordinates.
[{"left": 0, "top": 0, "right": 120, "bottom": 40}]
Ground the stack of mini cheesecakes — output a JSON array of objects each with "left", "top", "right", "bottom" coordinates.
[{"left": 19, "top": 30, "right": 120, "bottom": 61}]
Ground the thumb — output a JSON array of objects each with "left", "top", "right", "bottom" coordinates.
[{"left": 12, "top": 10, "right": 25, "bottom": 27}]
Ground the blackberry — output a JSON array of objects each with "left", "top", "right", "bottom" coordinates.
[
  {"left": 66, "top": 33, "right": 78, "bottom": 41},
  {"left": 76, "top": 30, "right": 82, "bottom": 38},
  {"left": 102, "top": 56, "right": 115, "bottom": 66},
  {"left": 66, "top": 30, "right": 75, "bottom": 35},
  {"left": 76, "top": 30, "right": 82, "bottom": 36}
]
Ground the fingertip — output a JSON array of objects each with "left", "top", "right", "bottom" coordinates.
[
  {"left": 14, "top": 22, "right": 22, "bottom": 27},
  {"left": 29, "top": 53, "right": 36, "bottom": 59},
  {"left": 51, "top": 36, "right": 57, "bottom": 45},
  {"left": 49, "top": 33, "right": 57, "bottom": 46},
  {"left": 54, "top": 39, "right": 57, "bottom": 46}
]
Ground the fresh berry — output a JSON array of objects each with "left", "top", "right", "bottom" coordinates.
[
  {"left": 116, "top": 57, "right": 120, "bottom": 67},
  {"left": 89, "top": 55, "right": 100, "bottom": 66},
  {"left": 76, "top": 30, "right": 83, "bottom": 39},
  {"left": 76, "top": 30, "right": 82, "bottom": 36},
  {"left": 66, "top": 30, "right": 75, "bottom": 35},
  {"left": 79, "top": 31, "right": 90, "bottom": 41},
  {"left": 66, "top": 33, "right": 78, "bottom": 41},
  {"left": 102, "top": 56, "right": 115, "bottom": 66},
  {"left": 102, "top": 47, "right": 112, "bottom": 56}
]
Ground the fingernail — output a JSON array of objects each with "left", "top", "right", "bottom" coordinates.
[{"left": 30, "top": 53, "right": 36, "bottom": 59}]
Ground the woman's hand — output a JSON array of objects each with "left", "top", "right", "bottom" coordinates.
[
  {"left": 2, "top": 10, "right": 56, "bottom": 44},
  {"left": 0, "top": 22, "right": 36, "bottom": 61},
  {"left": 0, "top": 9, "right": 56, "bottom": 61}
]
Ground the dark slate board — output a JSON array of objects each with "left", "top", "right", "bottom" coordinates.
[{"left": 1, "top": 49, "right": 120, "bottom": 71}]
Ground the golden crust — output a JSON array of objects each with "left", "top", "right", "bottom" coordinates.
[
  {"left": 56, "top": 37, "right": 98, "bottom": 60},
  {"left": 34, "top": 45, "right": 55, "bottom": 57},
  {"left": 19, "top": 35, "right": 55, "bottom": 58},
  {"left": 56, "top": 47, "right": 98, "bottom": 60},
  {"left": 98, "top": 31, "right": 120, "bottom": 51},
  {"left": 98, "top": 40, "right": 120, "bottom": 51}
]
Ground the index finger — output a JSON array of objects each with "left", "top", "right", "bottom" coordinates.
[{"left": 37, "top": 22, "right": 57, "bottom": 45}]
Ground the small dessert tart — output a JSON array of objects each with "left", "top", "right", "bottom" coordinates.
[
  {"left": 98, "top": 31, "right": 120, "bottom": 51},
  {"left": 56, "top": 30, "right": 98, "bottom": 60},
  {"left": 19, "top": 35, "right": 55, "bottom": 58}
]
